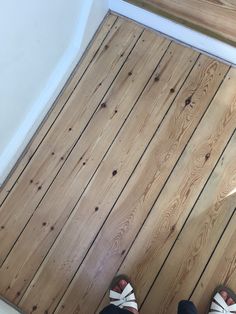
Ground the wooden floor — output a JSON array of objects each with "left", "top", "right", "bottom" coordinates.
[
  {"left": 126, "top": 0, "right": 236, "bottom": 46},
  {"left": 0, "top": 14, "right": 236, "bottom": 314}
]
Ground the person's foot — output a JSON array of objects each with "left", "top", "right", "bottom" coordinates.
[
  {"left": 220, "top": 290, "right": 236, "bottom": 312},
  {"left": 111, "top": 279, "right": 139, "bottom": 314}
]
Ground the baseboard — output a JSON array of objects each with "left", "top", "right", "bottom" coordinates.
[
  {"left": 109, "top": 0, "right": 236, "bottom": 66},
  {"left": 0, "top": 0, "right": 109, "bottom": 186}
]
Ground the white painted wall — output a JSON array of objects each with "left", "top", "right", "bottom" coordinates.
[{"left": 0, "top": 0, "right": 109, "bottom": 184}]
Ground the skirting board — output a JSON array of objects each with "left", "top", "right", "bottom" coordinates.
[{"left": 109, "top": 0, "right": 236, "bottom": 66}]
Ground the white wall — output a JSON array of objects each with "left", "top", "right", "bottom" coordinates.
[{"left": 0, "top": 0, "right": 109, "bottom": 185}]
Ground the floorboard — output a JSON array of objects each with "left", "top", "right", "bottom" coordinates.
[
  {"left": 141, "top": 131, "right": 236, "bottom": 313},
  {"left": 1, "top": 28, "right": 170, "bottom": 309},
  {"left": 0, "top": 14, "right": 117, "bottom": 205},
  {"left": 18, "top": 41, "right": 198, "bottom": 314},
  {"left": 54, "top": 55, "right": 228, "bottom": 314},
  {"left": 0, "top": 14, "right": 236, "bottom": 314},
  {"left": 0, "top": 17, "right": 142, "bottom": 266},
  {"left": 191, "top": 198, "right": 236, "bottom": 313}
]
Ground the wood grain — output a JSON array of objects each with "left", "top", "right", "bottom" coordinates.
[
  {"left": 98, "top": 63, "right": 236, "bottom": 314},
  {"left": 126, "top": 0, "right": 236, "bottom": 45},
  {"left": 14, "top": 39, "right": 198, "bottom": 314},
  {"left": 0, "top": 29, "right": 171, "bottom": 308},
  {"left": 53, "top": 55, "right": 227, "bottom": 314},
  {"left": 141, "top": 131, "right": 236, "bottom": 314},
  {"left": 17, "top": 41, "right": 199, "bottom": 314},
  {"left": 0, "top": 18, "right": 143, "bottom": 265},
  {"left": 0, "top": 14, "right": 235, "bottom": 314},
  {"left": 0, "top": 14, "right": 117, "bottom": 204},
  {"left": 191, "top": 194, "right": 236, "bottom": 313}
]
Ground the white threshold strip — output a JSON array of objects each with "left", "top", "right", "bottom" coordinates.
[{"left": 109, "top": 0, "right": 236, "bottom": 66}]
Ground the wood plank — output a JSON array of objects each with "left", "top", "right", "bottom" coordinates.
[
  {"left": 98, "top": 66, "right": 236, "bottom": 313},
  {"left": 126, "top": 0, "right": 236, "bottom": 45},
  {"left": 0, "top": 30, "right": 172, "bottom": 307},
  {"left": 0, "top": 18, "right": 143, "bottom": 265},
  {"left": 141, "top": 132, "right": 236, "bottom": 314},
  {"left": 0, "top": 14, "right": 117, "bottom": 204},
  {"left": 17, "top": 43, "right": 200, "bottom": 314},
  {"left": 52, "top": 55, "right": 228, "bottom": 314},
  {"left": 191, "top": 203, "right": 236, "bottom": 313},
  {"left": 98, "top": 67, "right": 236, "bottom": 312}
]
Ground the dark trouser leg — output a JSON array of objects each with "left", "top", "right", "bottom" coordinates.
[
  {"left": 100, "top": 304, "right": 131, "bottom": 314},
  {"left": 100, "top": 300, "right": 198, "bottom": 313},
  {"left": 178, "top": 301, "right": 198, "bottom": 314}
]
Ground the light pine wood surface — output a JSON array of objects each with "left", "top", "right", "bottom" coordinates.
[
  {"left": 126, "top": 0, "right": 236, "bottom": 46},
  {"left": 0, "top": 14, "right": 236, "bottom": 314},
  {"left": 0, "top": 17, "right": 143, "bottom": 266}
]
